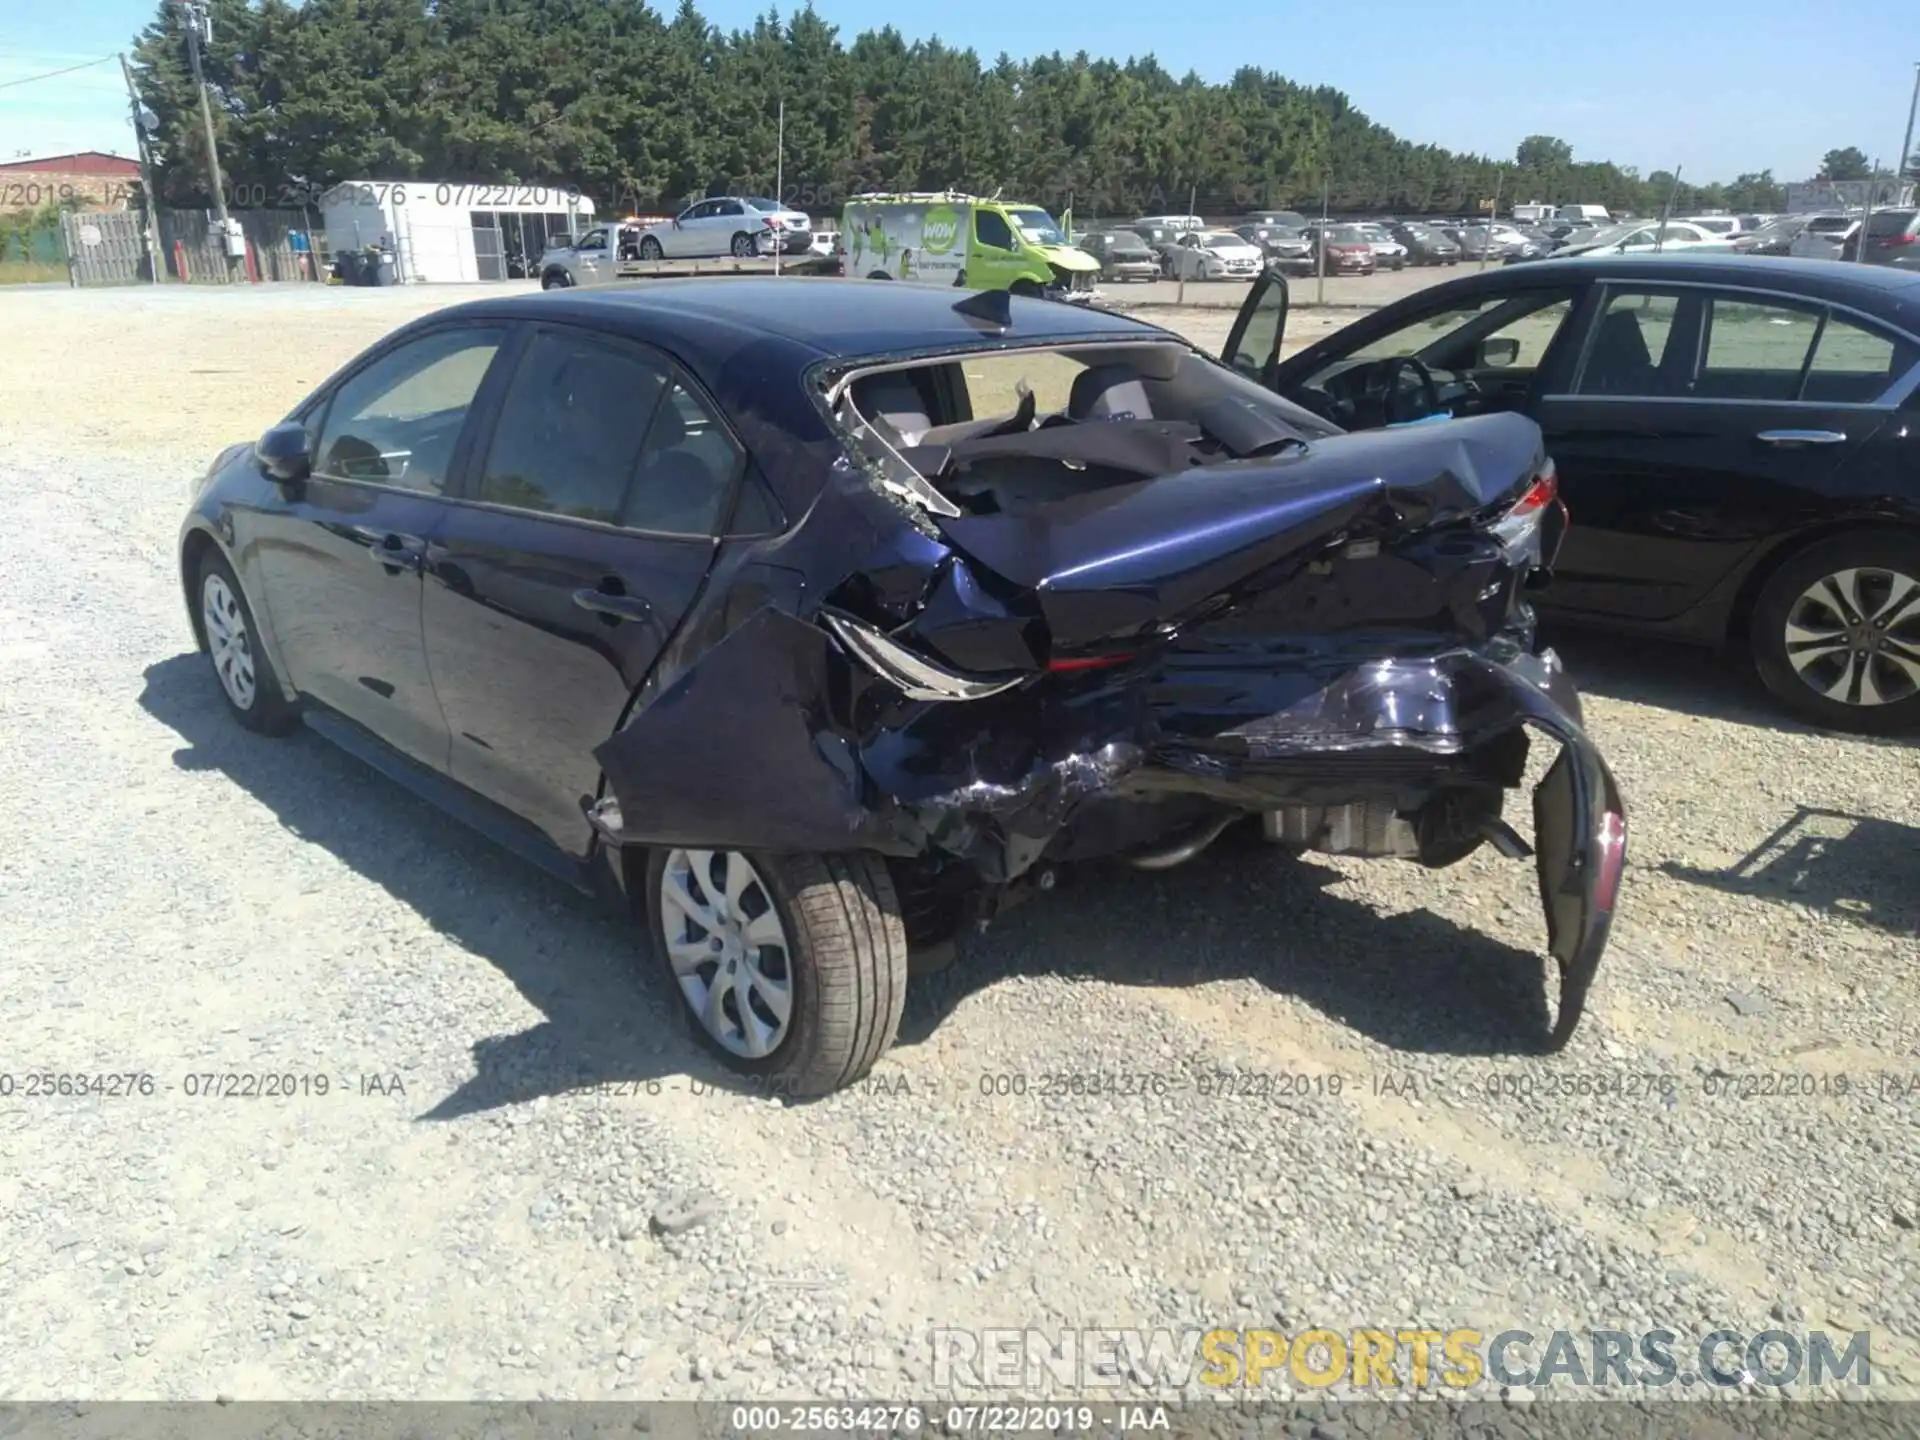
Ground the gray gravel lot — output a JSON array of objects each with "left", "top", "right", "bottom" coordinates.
[{"left": 1, "top": 281, "right": 1917, "bottom": 1409}]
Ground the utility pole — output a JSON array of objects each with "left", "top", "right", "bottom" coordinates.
[
  {"left": 118, "top": 53, "right": 165, "bottom": 283},
  {"left": 179, "top": 0, "right": 239, "bottom": 279}
]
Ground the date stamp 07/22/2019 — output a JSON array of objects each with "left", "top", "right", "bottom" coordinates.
[
  {"left": 5, "top": 1067, "right": 1916, "bottom": 1108},
  {"left": 0, "top": 1071, "right": 408, "bottom": 1101}
]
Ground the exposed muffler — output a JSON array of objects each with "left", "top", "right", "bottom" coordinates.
[
  {"left": 1261, "top": 801, "right": 1422, "bottom": 859},
  {"left": 1122, "top": 814, "right": 1240, "bottom": 870}
]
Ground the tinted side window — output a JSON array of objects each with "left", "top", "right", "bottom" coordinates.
[
  {"left": 1804, "top": 315, "right": 1920, "bottom": 403},
  {"left": 477, "top": 332, "right": 667, "bottom": 524},
  {"left": 1698, "top": 297, "right": 1821, "bottom": 400},
  {"left": 577, "top": 228, "right": 606, "bottom": 250},
  {"left": 1574, "top": 292, "right": 1686, "bottom": 396},
  {"left": 619, "top": 381, "right": 742, "bottom": 535},
  {"left": 314, "top": 327, "right": 504, "bottom": 492},
  {"left": 975, "top": 210, "right": 1014, "bottom": 249}
]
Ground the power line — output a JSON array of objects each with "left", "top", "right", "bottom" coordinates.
[{"left": 0, "top": 54, "right": 114, "bottom": 90}]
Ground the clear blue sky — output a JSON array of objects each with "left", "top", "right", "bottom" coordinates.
[{"left": 3, "top": 0, "right": 1915, "bottom": 183}]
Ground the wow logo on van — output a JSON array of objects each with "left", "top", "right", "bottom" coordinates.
[{"left": 923, "top": 205, "right": 960, "bottom": 254}]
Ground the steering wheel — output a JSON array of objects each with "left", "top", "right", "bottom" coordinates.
[{"left": 1376, "top": 356, "right": 1441, "bottom": 425}]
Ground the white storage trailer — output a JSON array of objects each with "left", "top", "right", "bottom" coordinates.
[{"left": 318, "top": 180, "right": 596, "bottom": 282}]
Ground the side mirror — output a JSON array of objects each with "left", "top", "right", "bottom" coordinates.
[
  {"left": 1479, "top": 336, "right": 1521, "bottom": 368},
  {"left": 256, "top": 421, "right": 312, "bottom": 484}
]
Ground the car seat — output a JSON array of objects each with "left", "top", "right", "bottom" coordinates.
[
  {"left": 1068, "top": 364, "right": 1154, "bottom": 421},
  {"left": 1581, "top": 309, "right": 1661, "bottom": 395},
  {"left": 623, "top": 391, "right": 728, "bottom": 534},
  {"left": 851, "top": 372, "right": 933, "bottom": 447}
]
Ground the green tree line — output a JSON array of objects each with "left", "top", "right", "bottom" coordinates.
[{"left": 129, "top": 0, "right": 1822, "bottom": 221}]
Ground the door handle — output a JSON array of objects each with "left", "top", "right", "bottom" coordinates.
[
  {"left": 367, "top": 533, "right": 425, "bottom": 572},
  {"left": 573, "top": 586, "right": 652, "bottom": 623},
  {"left": 1757, "top": 429, "right": 1847, "bottom": 447}
]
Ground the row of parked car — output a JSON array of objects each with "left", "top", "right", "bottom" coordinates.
[
  {"left": 1497, "top": 209, "right": 1920, "bottom": 270},
  {"left": 1069, "top": 206, "right": 1920, "bottom": 282}
]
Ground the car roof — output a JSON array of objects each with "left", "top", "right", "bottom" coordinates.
[{"left": 429, "top": 277, "right": 1167, "bottom": 365}]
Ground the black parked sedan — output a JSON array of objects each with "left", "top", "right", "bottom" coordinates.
[
  {"left": 182, "top": 280, "right": 1625, "bottom": 1095},
  {"left": 1223, "top": 256, "right": 1920, "bottom": 730}
]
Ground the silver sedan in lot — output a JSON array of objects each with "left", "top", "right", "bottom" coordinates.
[{"left": 1165, "top": 229, "right": 1265, "bottom": 280}]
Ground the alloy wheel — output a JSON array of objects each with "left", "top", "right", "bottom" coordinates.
[
  {"left": 659, "top": 849, "right": 794, "bottom": 1059},
  {"left": 732, "top": 232, "right": 757, "bottom": 258},
  {"left": 201, "top": 571, "right": 258, "bottom": 711},
  {"left": 1782, "top": 566, "right": 1920, "bottom": 707}
]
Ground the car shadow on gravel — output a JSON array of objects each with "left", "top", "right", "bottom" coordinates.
[
  {"left": 1658, "top": 804, "right": 1920, "bottom": 937},
  {"left": 141, "top": 654, "right": 811, "bottom": 1117},
  {"left": 899, "top": 835, "right": 1562, "bottom": 1060}
]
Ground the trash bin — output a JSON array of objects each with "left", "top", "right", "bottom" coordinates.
[
  {"left": 333, "top": 251, "right": 363, "bottom": 286},
  {"left": 375, "top": 250, "right": 397, "bottom": 286}
]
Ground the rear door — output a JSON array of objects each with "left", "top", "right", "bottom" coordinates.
[
  {"left": 1533, "top": 283, "right": 1915, "bottom": 623},
  {"left": 421, "top": 323, "right": 748, "bottom": 854}
]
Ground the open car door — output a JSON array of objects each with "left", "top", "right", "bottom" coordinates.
[{"left": 1222, "top": 265, "right": 1291, "bottom": 389}]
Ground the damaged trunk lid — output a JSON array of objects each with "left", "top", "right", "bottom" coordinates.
[{"left": 932, "top": 410, "right": 1548, "bottom": 650}]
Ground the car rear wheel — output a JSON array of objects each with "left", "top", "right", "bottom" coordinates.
[
  {"left": 731, "top": 232, "right": 758, "bottom": 258},
  {"left": 1010, "top": 279, "right": 1044, "bottom": 298},
  {"left": 639, "top": 236, "right": 663, "bottom": 261},
  {"left": 197, "top": 550, "right": 298, "bottom": 736},
  {"left": 1751, "top": 534, "right": 1920, "bottom": 733},
  {"left": 645, "top": 848, "right": 908, "bottom": 1096}
]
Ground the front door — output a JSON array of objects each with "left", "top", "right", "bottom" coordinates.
[
  {"left": 1534, "top": 284, "right": 1906, "bottom": 623},
  {"left": 255, "top": 323, "right": 508, "bottom": 770},
  {"left": 968, "top": 208, "right": 1025, "bottom": 290},
  {"left": 422, "top": 324, "right": 745, "bottom": 854}
]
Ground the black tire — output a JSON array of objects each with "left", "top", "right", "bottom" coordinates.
[
  {"left": 731, "top": 231, "right": 758, "bottom": 258},
  {"left": 540, "top": 269, "right": 569, "bottom": 290},
  {"left": 645, "top": 849, "right": 908, "bottom": 1097},
  {"left": 1749, "top": 533, "right": 1920, "bottom": 734},
  {"left": 866, "top": 269, "right": 892, "bottom": 280},
  {"left": 639, "top": 235, "right": 664, "bottom": 261},
  {"left": 1010, "top": 279, "right": 1043, "bottom": 299},
  {"left": 195, "top": 548, "right": 299, "bottom": 736}
]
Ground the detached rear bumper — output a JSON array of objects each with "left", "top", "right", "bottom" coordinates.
[{"left": 1142, "top": 643, "right": 1624, "bottom": 1045}]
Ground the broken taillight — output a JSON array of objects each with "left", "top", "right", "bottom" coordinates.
[
  {"left": 1592, "top": 809, "right": 1627, "bottom": 915},
  {"left": 1488, "top": 459, "right": 1558, "bottom": 565},
  {"left": 1046, "top": 652, "right": 1138, "bottom": 673}
]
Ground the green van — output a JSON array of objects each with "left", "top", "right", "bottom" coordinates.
[{"left": 839, "top": 192, "right": 1101, "bottom": 300}]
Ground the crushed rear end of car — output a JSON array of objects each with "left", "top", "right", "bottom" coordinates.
[{"left": 590, "top": 327, "right": 1625, "bottom": 1047}]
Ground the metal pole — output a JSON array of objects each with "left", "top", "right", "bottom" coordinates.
[
  {"left": 1316, "top": 172, "right": 1327, "bottom": 305},
  {"left": 1479, "top": 170, "right": 1502, "bottom": 272},
  {"left": 118, "top": 52, "right": 164, "bottom": 283},
  {"left": 773, "top": 96, "right": 784, "bottom": 278},
  {"left": 1656, "top": 166, "right": 1682, "bottom": 253},
  {"left": 1858, "top": 158, "right": 1879, "bottom": 264},
  {"left": 1176, "top": 181, "right": 1196, "bottom": 305},
  {"left": 181, "top": 0, "right": 238, "bottom": 280},
  {"left": 1897, "top": 62, "right": 1920, "bottom": 206}
]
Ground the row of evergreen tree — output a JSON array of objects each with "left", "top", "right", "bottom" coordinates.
[{"left": 131, "top": 0, "right": 1794, "bottom": 222}]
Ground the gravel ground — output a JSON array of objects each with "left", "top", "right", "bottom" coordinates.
[{"left": 1, "top": 281, "right": 1917, "bottom": 1411}]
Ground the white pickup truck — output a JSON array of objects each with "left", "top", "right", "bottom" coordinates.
[{"left": 536, "top": 220, "right": 661, "bottom": 289}]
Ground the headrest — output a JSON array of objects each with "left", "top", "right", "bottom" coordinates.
[{"left": 1068, "top": 363, "right": 1152, "bottom": 421}]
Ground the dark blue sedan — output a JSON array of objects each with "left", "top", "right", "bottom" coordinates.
[{"left": 180, "top": 279, "right": 1623, "bottom": 1095}]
